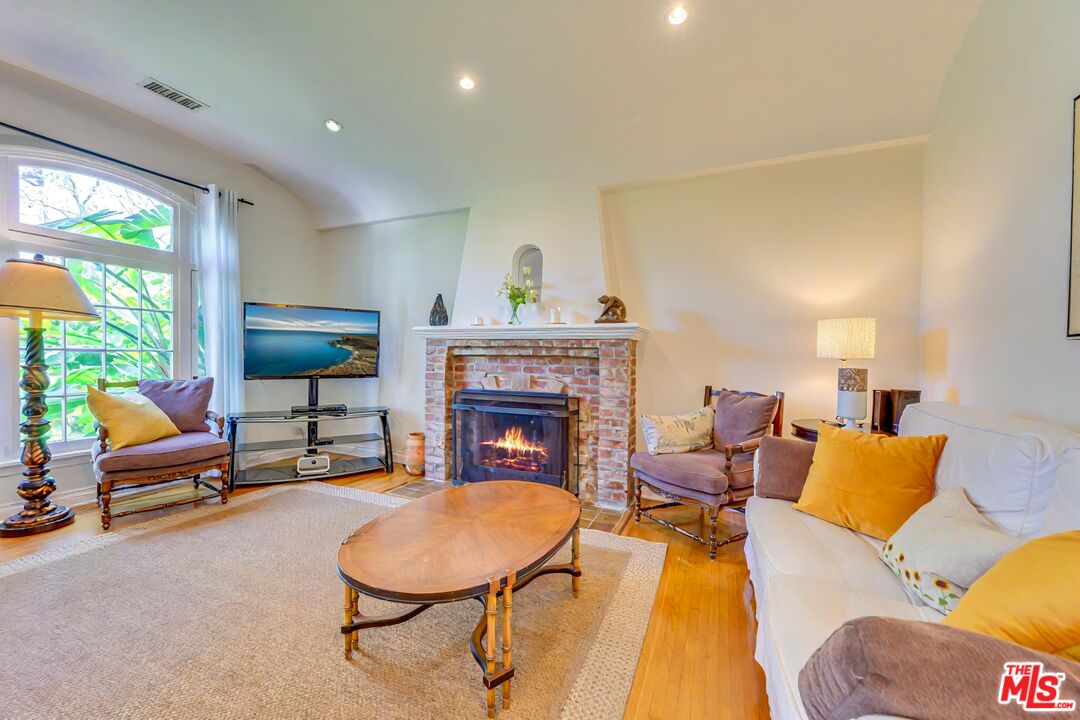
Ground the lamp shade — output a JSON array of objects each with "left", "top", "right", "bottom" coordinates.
[
  {"left": 0, "top": 256, "right": 99, "bottom": 321},
  {"left": 817, "top": 317, "right": 876, "bottom": 360}
]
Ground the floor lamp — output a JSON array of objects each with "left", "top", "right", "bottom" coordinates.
[{"left": 0, "top": 254, "right": 99, "bottom": 537}]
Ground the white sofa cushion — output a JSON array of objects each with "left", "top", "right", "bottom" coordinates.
[
  {"left": 745, "top": 496, "right": 912, "bottom": 605},
  {"left": 899, "top": 402, "right": 1080, "bottom": 537},
  {"left": 758, "top": 574, "right": 940, "bottom": 720},
  {"left": 1042, "top": 447, "right": 1080, "bottom": 535}
]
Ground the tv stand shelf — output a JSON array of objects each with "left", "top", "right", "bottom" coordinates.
[{"left": 225, "top": 406, "right": 392, "bottom": 490}]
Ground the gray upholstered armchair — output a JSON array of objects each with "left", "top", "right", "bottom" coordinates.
[
  {"left": 631, "top": 386, "right": 784, "bottom": 559},
  {"left": 91, "top": 378, "right": 229, "bottom": 530}
]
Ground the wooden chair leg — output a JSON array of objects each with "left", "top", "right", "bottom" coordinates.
[
  {"left": 99, "top": 481, "right": 111, "bottom": 531},
  {"left": 218, "top": 463, "right": 230, "bottom": 505},
  {"left": 708, "top": 505, "right": 720, "bottom": 561},
  {"left": 633, "top": 475, "right": 642, "bottom": 523}
]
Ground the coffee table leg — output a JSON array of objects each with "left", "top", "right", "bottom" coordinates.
[
  {"left": 502, "top": 569, "right": 515, "bottom": 710},
  {"left": 343, "top": 585, "right": 358, "bottom": 657},
  {"left": 485, "top": 577, "right": 498, "bottom": 719},
  {"left": 572, "top": 526, "right": 581, "bottom": 598}
]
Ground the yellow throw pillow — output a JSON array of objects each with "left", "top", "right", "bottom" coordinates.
[
  {"left": 86, "top": 387, "right": 181, "bottom": 451},
  {"left": 943, "top": 531, "right": 1080, "bottom": 661},
  {"left": 793, "top": 423, "right": 946, "bottom": 540}
]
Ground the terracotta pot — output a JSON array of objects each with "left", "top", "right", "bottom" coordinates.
[{"left": 404, "top": 432, "right": 425, "bottom": 476}]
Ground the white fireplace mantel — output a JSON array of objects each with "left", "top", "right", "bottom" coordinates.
[{"left": 412, "top": 323, "right": 648, "bottom": 342}]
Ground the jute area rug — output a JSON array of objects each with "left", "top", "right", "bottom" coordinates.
[{"left": 0, "top": 483, "right": 666, "bottom": 719}]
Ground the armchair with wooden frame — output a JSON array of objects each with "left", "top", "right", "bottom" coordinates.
[
  {"left": 90, "top": 378, "right": 229, "bottom": 530},
  {"left": 630, "top": 386, "right": 784, "bottom": 559}
]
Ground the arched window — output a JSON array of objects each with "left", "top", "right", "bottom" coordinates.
[
  {"left": 1, "top": 150, "right": 194, "bottom": 449},
  {"left": 512, "top": 244, "right": 543, "bottom": 303}
]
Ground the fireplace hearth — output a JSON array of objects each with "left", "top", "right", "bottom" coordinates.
[{"left": 452, "top": 389, "right": 580, "bottom": 494}]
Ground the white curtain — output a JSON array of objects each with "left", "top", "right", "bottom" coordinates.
[{"left": 196, "top": 185, "right": 243, "bottom": 415}]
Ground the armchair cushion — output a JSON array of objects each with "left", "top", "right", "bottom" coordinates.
[
  {"left": 713, "top": 390, "right": 778, "bottom": 451},
  {"left": 632, "top": 448, "right": 754, "bottom": 496},
  {"left": 138, "top": 378, "right": 214, "bottom": 433},
  {"left": 93, "top": 431, "right": 229, "bottom": 474}
]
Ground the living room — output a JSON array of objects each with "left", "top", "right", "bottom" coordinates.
[{"left": 0, "top": 1, "right": 1078, "bottom": 718}]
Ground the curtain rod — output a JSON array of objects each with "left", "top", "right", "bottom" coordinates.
[{"left": 0, "top": 120, "right": 254, "bottom": 207}]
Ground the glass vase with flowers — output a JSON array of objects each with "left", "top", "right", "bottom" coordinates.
[{"left": 497, "top": 266, "right": 538, "bottom": 325}]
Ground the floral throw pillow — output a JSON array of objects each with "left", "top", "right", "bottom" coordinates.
[
  {"left": 641, "top": 406, "right": 714, "bottom": 456},
  {"left": 879, "top": 488, "right": 1022, "bottom": 615},
  {"left": 880, "top": 547, "right": 964, "bottom": 614}
]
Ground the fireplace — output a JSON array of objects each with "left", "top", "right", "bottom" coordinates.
[{"left": 452, "top": 389, "right": 580, "bottom": 494}]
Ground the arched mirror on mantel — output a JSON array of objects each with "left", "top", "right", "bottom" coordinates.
[{"left": 512, "top": 244, "right": 543, "bottom": 304}]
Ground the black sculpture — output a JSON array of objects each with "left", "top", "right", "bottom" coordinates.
[
  {"left": 429, "top": 293, "right": 449, "bottom": 326},
  {"left": 595, "top": 295, "right": 627, "bottom": 323}
]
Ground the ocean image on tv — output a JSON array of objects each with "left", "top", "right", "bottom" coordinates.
[{"left": 244, "top": 304, "right": 379, "bottom": 378}]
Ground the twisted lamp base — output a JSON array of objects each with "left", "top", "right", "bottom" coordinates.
[{"left": 0, "top": 324, "right": 74, "bottom": 538}]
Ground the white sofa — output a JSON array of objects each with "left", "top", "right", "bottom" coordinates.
[{"left": 745, "top": 402, "right": 1080, "bottom": 720}]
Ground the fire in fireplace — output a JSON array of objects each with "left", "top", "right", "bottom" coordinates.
[
  {"left": 480, "top": 426, "right": 549, "bottom": 473},
  {"left": 452, "top": 389, "right": 579, "bottom": 493}
]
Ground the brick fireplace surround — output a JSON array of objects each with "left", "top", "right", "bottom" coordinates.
[{"left": 414, "top": 324, "right": 647, "bottom": 509}]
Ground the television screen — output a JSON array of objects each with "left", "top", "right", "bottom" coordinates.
[{"left": 243, "top": 303, "right": 380, "bottom": 379}]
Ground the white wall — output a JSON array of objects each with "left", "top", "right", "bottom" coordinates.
[
  {"left": 0, "top": 62, "right": 324, "bottom": 508},
  {"left": 920, "top": 0, "right": 1080, "bottom": 428},
  {"left": 319, "top": 210, "right": 469, "bottom": 455},
  {"left": 601, "top": 142, "right": 925, "bottom": 428}
]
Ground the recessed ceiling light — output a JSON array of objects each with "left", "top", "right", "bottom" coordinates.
[
  {"left": 667, "top": 5, "right": 688, "bottom": 24},
  {"left": 458, "top": 76, "right": 476, "bottom": 91},
  {"left": 324, "top": 118, "right": 343, "bottom": 133}
]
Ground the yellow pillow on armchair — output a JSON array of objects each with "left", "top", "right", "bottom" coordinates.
[
  {"left": 86, "top": 387, "right": 181, "bottom": 450},
  {"left": 793, "top": 423, "right": 947, "bottom": 540}
]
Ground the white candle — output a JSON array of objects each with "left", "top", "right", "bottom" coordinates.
[
  {"left": 549, "top": 307, "right": 561, "bottom": 324},
  {"left": 473, "top": 316, "right": 484, "bottom": 326}
]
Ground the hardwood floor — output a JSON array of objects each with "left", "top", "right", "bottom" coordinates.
[
  {"left": 0, "top": 468, "right": 769, "bottom": 719},
  {"left": 622, "top": 505, "right": 770, "bottom": 720}
]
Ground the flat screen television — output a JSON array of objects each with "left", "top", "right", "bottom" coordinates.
[{"left": 243, "top": 302, "right": 380, "bottom": 380}]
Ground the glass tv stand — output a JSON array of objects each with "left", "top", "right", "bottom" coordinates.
[{"left": 225, "top": 406, "right": 392, "bottom": 491}]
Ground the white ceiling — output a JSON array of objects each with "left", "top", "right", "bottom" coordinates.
[{"left": 0, "top": 1, "right": 980, "bottom": 228}]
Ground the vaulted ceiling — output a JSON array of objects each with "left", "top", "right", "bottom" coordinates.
[{"left": 0, "top": 1, "right": 981, "bottom": 228}]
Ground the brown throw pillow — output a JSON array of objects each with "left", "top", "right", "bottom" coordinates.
[
  {"left": 138, "top": 378, "right": 214, "bottom": 433},
  {"left": 799, "top": 616, "right": 1080, "bottom": 720},
  {"left": 755, "top": 436, "right": 816, "bottom": 501},
  {"left": 713, "top": 389, "right": 778, "bottom": 450}
]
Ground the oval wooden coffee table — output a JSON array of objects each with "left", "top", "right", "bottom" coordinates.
[{"left": 337, "top": 481, "right": 582, "bottom": 718}]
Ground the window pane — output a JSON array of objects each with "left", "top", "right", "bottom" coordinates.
[
  {"left": 105, "top": 309, "right": 139, "bottom": 349},
  {"left": 141, "top": 352, "right": 172, "bottom": 380},
  {"left": 64, "top": 351, "right": 103, "bottom": 394},
  {"left": 65, "top": 395, "right": 94, "bottom": 440},
  {"left": 106, "top": 351, "right": 140, "bottom": 384},
  {"left": 141, "top": 271, "right": 173, "bottom": 311},
  {"left": 44, "top": 398, "right": 64, "bottom": 442},
  {"left": 105, "top": 266, "right": 140, "bottom": 307},
  {"left": 66, "top": 316, "right": 103, "bottom": 348},
  {"left": 141, "top": 312, "right": 172, "bottom": 350},
  {"left": 65, "top": 259, "right": 104, "bottom": 305},
  {"left": 43, "top": 351, "right": 63, "bottom": 396},
  {"left": 18, "top": 166, "right": 173, "bottom": 251}
]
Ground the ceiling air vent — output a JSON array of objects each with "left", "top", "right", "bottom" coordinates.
[{"left": 137, "top": 77, "right": 209, "bottom": 112}]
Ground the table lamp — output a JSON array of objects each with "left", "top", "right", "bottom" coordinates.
[
  {"left": 816, "top": 317, "right": 876, "bottom": 429},
  {"left": 0, "top": 254, "right": 99, "bottom": 537}
]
